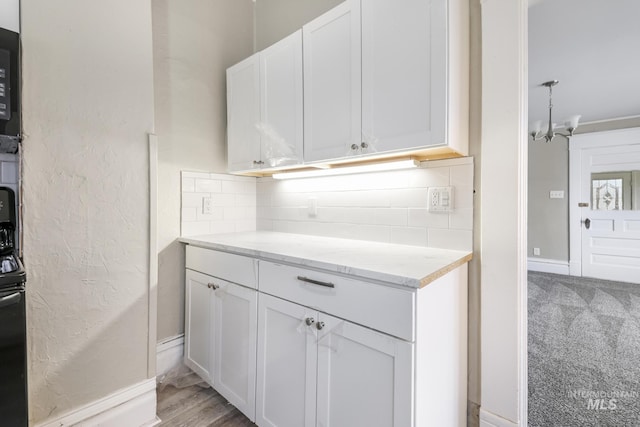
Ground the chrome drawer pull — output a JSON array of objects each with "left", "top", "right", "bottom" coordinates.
[{"left": 297, "top": 276, "right": 335, "bottom": 288}]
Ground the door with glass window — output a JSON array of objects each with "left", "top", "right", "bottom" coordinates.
[{"left": 570, "top": 129, "right": 640, "bottom": 283}]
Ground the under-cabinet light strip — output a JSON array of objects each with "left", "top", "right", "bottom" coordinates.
[{"left": 271, "top": 159, "right": 420, "bottom": 180}]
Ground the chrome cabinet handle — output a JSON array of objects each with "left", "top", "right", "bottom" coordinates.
[
  {"left": 253, "top": 160, "right": 264, "bottom": 165},
  {"left": 582, "top": 218, "right": 591, "bottom": 230},
  {"left": 207, "top": 283, "right": 219, "bottom": 290},
  {"left": 361, "top": 142, "right": 368, "bottom": 149},
  {"left": 316, "top": 321, "right": 325, "bottom": 330},
  {"left": 305, "top": 317, "right": 315, "bottom": 326},
  {"left": 350, "top": 144, "right": 359, "bottom": 150},
  {"left": 297, "top": 276, "right": 335, "bottom": 289}
]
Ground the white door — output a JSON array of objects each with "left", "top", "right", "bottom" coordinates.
[
  {"left": 569, "top": 128, "right": 640, "bottom": 283},
  {"left": 303, "top": 0, "right": 361, "bottom": 162},
  {"left": 260, "top": 30, "right": 304, "bottom": 169},
  {"left": 227, "top": 54, "right": 261, "bottom": 172},
  {"left": 184, "top": 269, "right": 213, "bottom": 383},
  {"left": 361, "top": 0, "right": 447, "bottom": 155},
  {"left": 316, "top": 313, "right": 413, "bottom": 427},
  {"left": 212, "top": 279, "right": 258, "bottom": 421},
  {"left": 255, "top": 294, "right": 318, "bottom": 427}
]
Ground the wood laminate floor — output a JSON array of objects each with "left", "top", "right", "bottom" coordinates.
[{"left": 156, "top": 383, "right": 256, "bottom": 427}]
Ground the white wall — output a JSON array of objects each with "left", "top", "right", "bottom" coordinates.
[
  {"left": 0, "top": 0, "right": 19, "bottom": 32},
  {"left": 257, "top": 159, "right": 474, "bottom": 251},
  {"left": 20, "top": 0, "right": 155, "bottom": 424},
  {"left": 152, "top": 0, "right": 254, "bottom": 342}
]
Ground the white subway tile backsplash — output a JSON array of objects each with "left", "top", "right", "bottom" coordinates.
[
  {"left": 181, "top": 158, "right": 473, "bottom": 251},
  {"left": 195, "top": 178, "right": 222, "bottom": 193},
  {"left": 181, "top": 171, "right": 257, "bottom": 237},
  {"left": 181, "top": 177, "right": 195, "bottom": 193},
  {"left": 181, "top": 207, "right": 197, "bottom": 222},
  {"left": 408, "top": 208, "right": 449, "bottom": 229},
  {"left": 450, "top": 163, "right": 474, "bottom": 187},
  {"left": 407, "top": 166, "right": 449, "bottom": 188},
  {"left": 182, "top": 171, "right": 213, "bottom": 180},
  {"left": 449, "top": 207, "right": 474, "bottom": 230},
  {"left": 391, "top": 227, "right": 428, "bottom": 246},
  {"left": 428, "top": 228, "right": 473, "bottom": 250},
  {"left": 256, "top": 158, "right": 474, "bottom": 251},
  {"left": 182, "top": 192, "right": 210, "bottom": 208},
  {"left": 182, "top": 221, "right": 211, "bottom": 237}
]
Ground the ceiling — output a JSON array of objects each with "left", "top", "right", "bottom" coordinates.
[{"left": 528, "top": 0, "right": 640, "bottom": 126}]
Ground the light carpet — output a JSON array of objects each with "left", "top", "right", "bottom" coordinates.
[{"left": 528, "top": 271, "right": 640, "bottom": 426}]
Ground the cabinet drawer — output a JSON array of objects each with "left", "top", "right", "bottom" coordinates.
[
  {"left": 186, "top": 246, "right": 258, "bottom": 289},
  {"left": 259, "top": 261, "right": 415, "bottom": 341}
]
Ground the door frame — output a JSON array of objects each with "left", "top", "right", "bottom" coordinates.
[
  {"left": 568, "top": 127, "right": 640, "bottom": 276},
  {"left": 479, "top": 0, "right": 528, "bottom": 426}
]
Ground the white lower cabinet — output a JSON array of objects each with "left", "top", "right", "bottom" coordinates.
[
  {"left": 255, "top": 293, "right": 317, "bottom": 427},
  {"left": 256, "top": 293, "right": 413, "bottom": 427},
  {"left": 184, "top": 268, "right": 257, "bottom": 422},
  {"left": 316, "top": 312, "right": 413, "bottom": 427},
  {"left": 185, "top": 246, "right": 468, "bottom": 427},
  {"left": 212, "top": 279, "right": 257, "bottom": 421},
  {"left": 184, "top": 269, "right": 213, "bottom": 381}
]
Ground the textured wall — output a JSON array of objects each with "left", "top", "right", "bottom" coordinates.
[
  {"left": 20, "top": 0, "right": 155, "bottom": 423},
  {"left": 152, "top": 0, "right": 254, "bottom": 341}
]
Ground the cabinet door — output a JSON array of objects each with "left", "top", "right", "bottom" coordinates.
[
  {"left": 303, "top": 0, "right": 361, "bottom": 163},
  {"left": 361, "top": 0, "right": 447, "bottom": 154},
  {"left": 260, "top": 30, "right": 304, "bottom": 169},
  {"left": 227, "top": 54, "right": 261, "bottom": 172},
  {"left": 256, "top": 293, "right": 317, "bottom": 427},
  {"left": 316, "top": 313, "right": 414, "bottom": 427},
  {"left": 184, "top": 269, "right": 213, "bottom": 384},
  {"left": 212, "top": 280, "right": 258, "bottom": 421}
]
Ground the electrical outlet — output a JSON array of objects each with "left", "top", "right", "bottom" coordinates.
[
  {"left": 533, "top": 247, "right": 541, "bottom": 256},
  {"left": 428, "top": 187, "right": 454, "bottom": 212},
  {"left": 202, "top": 197, "right": 214, "bottom": 215}
]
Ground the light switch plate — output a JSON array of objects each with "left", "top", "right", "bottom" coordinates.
[
  {"left": 307, "top": 197, "right": 317, "bottom": 217},
  {"left": 428, "top": 187, "right": 454, "bottom": 213},
  {"left": 550, "top": 190, "right": 565, "bottom": 199}
]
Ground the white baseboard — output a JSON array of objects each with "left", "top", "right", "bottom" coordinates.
[
  {"left": 479, "top": 408, "right": 519, "bottom": 427},
  {"left": 36, "top": 378, "right": 158, "bottom": 427},
  {"left": 527, "top": 257, "right": 570, "bottom": 275},
  {"left": 156, "top": 334, "right": 184, "bottom": 378}
]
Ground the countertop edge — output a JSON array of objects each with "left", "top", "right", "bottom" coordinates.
[{"left": 178, "top": 235, "right": 472, "bottom": 289}]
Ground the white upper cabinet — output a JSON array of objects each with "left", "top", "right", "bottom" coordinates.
[
  {"left": 0, "top": 0, "right": 19, "bottom": 32},
  {"left": 228, "top": 31, "right": 304, "bottom": 173},
  {"left": 226, "top": 0, "right": 469, "bottom": 173},
  {"left": 260, "top": 31, "right": 304, "bottom": 169},
  {"left": 227, "top": 55, "right": 261, "bottom": 172},
  {"left": 302, "top": 0, "right": 362, "bottom": 163},
  {"left": 362, "top": 0, "right": 449, "bottom": 154}
]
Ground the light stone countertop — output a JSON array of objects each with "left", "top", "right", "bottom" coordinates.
[{"left": 179, "top": 231, "right": 472, "bottom": 289}]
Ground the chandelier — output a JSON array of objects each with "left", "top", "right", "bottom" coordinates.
[{"left": 529, "top": 80, "right": 581, "bottom": 143}]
